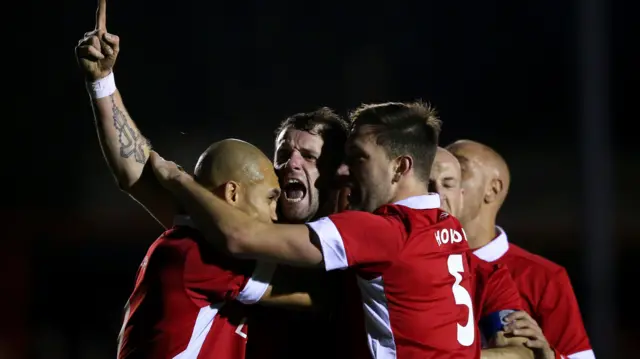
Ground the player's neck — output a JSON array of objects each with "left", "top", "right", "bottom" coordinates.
[
  {"left": 463, "top": 212, "right": 497, "bottom": 250},
  {"left": 391, "top": 181, "right": 429, "bottom": 204}
]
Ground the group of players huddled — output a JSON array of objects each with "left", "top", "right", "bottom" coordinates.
[{"left": 75, "top": 1, "right": 595, "bottom": 359}]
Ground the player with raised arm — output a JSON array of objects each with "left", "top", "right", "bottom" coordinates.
[
  {"left": 430, "top": 147, "right": 534, "bottom": 359},
  {"left": 150, "top": 102, "right": 481, "bottom": 359},
  {"left": 76, "top": 0, "right": 174, "bottom": 228},
  {"left": 446, "top": 140, "right": 594, "bottom": 359},
  {"left": 75, "top": 3, "right": 356, "bottom": 357},
  {"left": 118, "top": 139, "right": 321, "bottom": 359}
]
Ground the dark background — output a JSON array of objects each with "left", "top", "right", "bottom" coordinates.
[{"left": 4, "top": 0, "right": 636, "bottom": 358}]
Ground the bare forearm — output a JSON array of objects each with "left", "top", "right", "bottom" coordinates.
[
  {"left": 167, "top": 174, "right": 323, "bottom": 265},
  {"left": 259, "top": 267, "right": 329, "bottom": 310},
  {"left": 481, "top": 346, "right": 534, "bottom": 359},
  {"left": 90, "top": 90, "right": 176, "bottom": 228},
  {"left": 91, "top": 90, "right": 150, "bottom": 189}
]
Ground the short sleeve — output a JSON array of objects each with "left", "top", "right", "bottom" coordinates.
[
  {"left": 235, "top": 261, "right": 277, "bottom": 304},
  {"left": 183, "top": 242, "right": 275, "bottom": 306},
  {"left": 482, "top": 264, "right": 523, "bottom": 315},
  {"left": 306, "top": 210, "right": 406, "bottom": 272},
  {"left": 478, "top": 264, "right": 523, "bottom": 340},
  {"left": 538, "top": 268, "right": 594, "bottom": 358}
]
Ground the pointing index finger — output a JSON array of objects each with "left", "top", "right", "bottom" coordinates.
[{"left": 95, "top": 0, "right": 107, "bottom": 31}]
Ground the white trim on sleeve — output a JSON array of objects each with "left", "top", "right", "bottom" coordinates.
[
  {"left": 307, "top": 217, "right": 348, "bottom": 271},
  {"left": 236, "top": 261, "right": 276, "bottom": 304},
  {"left": 568, "top": 349, "right": 595, "bottom": 359}
]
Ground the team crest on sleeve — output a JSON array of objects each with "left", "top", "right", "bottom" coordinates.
[{"left": 439, "top": 212, "right": 450, "bottom": 220}]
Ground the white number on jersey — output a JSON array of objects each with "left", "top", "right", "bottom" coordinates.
[{"left": 447, "top": 254, "right": 475, "bottom": 346}]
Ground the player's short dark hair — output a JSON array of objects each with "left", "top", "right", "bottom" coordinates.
[
  {"left": 349, "top": 101, "right": 442, "bottom": 182},
  {"left": 275, "top": 107, "right": 350, "bottom": 171}
]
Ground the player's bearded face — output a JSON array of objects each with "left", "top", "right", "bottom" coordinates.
[
  {"left": 343, "top": 131, "right": 394, "bottom": 213},
  {"left": 274, "top": 129, "right": 323, "bottom": 223}
]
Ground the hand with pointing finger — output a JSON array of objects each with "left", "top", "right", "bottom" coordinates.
[{"left": 75, "top": 0, "right": 120, "bottom": 82}]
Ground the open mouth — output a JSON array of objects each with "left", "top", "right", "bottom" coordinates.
[{"left": 283, "top": 178, "right": 307, "bottom": 203}]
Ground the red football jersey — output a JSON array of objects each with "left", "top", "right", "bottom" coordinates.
[
  {"left": 469, "top": 256, "right": 523, "bottom": 346},
  {"left": 117, "top": 216, "right": 275, "bottom": 359},
  {"left": 473, "top": 227, "right": 594, "bottom": 359},
  {"left": 307, "top": 194, "right": 480, "bottom": 359}
]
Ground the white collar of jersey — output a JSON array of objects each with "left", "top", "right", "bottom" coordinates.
[
  {"left": 472, "top": 226, "right": 509, "bottom": 262},
  {"left": 173, "top": 215, "right": 197, "bottom": 228},
  {"left": 393, "top": 194, "right": 441, "bottom": 209}
]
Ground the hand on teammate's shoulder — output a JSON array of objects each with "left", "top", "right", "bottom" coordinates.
[{"left": 149, "top": 151, "right": 192, "bottom": 187}]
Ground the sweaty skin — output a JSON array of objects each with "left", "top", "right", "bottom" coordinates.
[
  {"left": 195, "top": 139, "right": 275, "bottom": 189},
  {"left": 193, "top": 139, "right": 280, "bottom": 225}
]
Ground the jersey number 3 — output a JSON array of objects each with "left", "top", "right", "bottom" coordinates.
[{"left": 447, "top": 254, "right": 475, "bottom": 346}]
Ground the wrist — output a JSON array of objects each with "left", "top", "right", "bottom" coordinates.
[
  {"left": 86, "top": 72, "right": 116, "bottom": 99},
  {"left": 169, "top": 170, "right": 195, "bottom": 190}
]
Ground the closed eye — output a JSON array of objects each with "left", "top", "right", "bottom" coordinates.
[{"left": 268, "top": 188, "right": 281, "bottom": 201}]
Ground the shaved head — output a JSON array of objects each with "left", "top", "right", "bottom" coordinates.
[
  {"left": 446, "top": 140, "right": 510, "bottom": 224},
  {"left": 430, "top": 147, "right": 464, "bottom": 217},
  {"left": 194, "top": 138, "right": 280, "bottom": 223},
  {"left": 194, "top": 139, "right": 273, "bottom": 188}
]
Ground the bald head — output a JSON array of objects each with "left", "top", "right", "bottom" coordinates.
[
  {"left": 194, "top": 139, "right": 273, "bottom": 189},
  {"left": 194, "top": 139, "right": 280, "bottom": 223},
  {"left": 430, "top": 147, "right": 464, "bottom": 217},
  {"left": 445, "top": 140, "right": 510, "bottom": 222}
]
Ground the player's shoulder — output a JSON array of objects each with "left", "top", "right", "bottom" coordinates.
[
  {"left": 379, "top": 204, "right": 457, "bottom": 226},
  {"left": 151, "top": 226, "right": 203, "bottom": 255},
  {"left": 163, "top": 225, "right": 202, "bottom": 240},
  {"left": 508, "top": 244, "right": 567, "bottom": 277}
]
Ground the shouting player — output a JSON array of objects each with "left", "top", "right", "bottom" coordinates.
[
  {"left": 75, "top": 1, "right": 354, "bottom": 356},
  {"left": 446, "top": 140, "right": 594, "bottom": 359},
  {"left": 150, "top": 102, "right": 480, "bottom": 358},
  {"left": 248, "top": 109, "right": 350, "bottom": 359},
  {"left": 118, "top": 139, "right": 321, "bottom": 359}
]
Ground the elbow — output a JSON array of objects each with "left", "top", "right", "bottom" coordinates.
[
  {"left": 117, "top": 179, "right": 135, "bottom": 193},
  {"left": 114, "top": 170, "right": 139, "bottom": 193}
]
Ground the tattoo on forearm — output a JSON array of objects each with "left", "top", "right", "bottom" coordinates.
[{"left": 110, "top": 95, "right": 149, "bottom": 164}]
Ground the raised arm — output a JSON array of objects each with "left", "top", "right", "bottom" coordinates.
[{"left": 75, "top": 0, "right": 175, "bottom": 228}]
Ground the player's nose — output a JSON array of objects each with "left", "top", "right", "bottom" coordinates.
[{"left": 285, "top": 151, "right": 304, "bottom": 171}]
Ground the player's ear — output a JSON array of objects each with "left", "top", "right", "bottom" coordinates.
[
  {"left": 224, "top": 181, "right": 241, "bottom": 206},
  {"left": 393, "top": 155, "right": 413, "bottom": 183},
  {"left": 484, "top": 178, "right": 503, "bottom": 204}
]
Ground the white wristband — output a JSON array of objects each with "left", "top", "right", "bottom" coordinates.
[{"left": 87, "top": 72, "right": 116, "bottom": 99}]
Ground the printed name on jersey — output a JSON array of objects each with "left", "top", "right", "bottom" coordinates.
[{"left": 434, "top": 228, "right": 467, "bottom": 246}]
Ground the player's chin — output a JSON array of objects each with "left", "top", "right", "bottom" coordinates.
[{"left": 279, "top": 203, "right": 310, "bottom": 223}]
